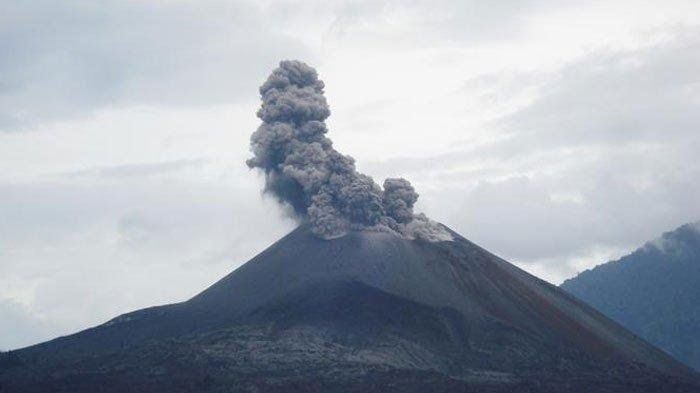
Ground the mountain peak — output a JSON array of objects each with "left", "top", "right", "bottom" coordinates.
[
  {"left": 3, "top": 223, "right": 698, "bottom": 392},
  {"left": 562, "top": 221, "right": 700, "bottom": 372}
]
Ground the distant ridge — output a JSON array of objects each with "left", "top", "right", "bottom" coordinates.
[{"left": 562, "top": 222, "right": 700, "bottom": 371}]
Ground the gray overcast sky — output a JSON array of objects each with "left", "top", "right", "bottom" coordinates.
[{"left": 2, "top": 0, "right": 700, "bottom": 350}]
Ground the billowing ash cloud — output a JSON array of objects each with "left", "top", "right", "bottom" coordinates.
[{"left": 247, "top": 60, "right": 451, "bottom": 242}]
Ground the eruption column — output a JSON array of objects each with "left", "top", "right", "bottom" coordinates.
[{"left": 247, "top": 60, "right": 451, "bottom": 242}]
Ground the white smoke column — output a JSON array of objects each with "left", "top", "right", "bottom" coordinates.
[{"left": 247, "top": 60, "right": 451, "bottom": 242}]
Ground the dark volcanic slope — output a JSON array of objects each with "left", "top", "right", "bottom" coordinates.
[
  {"left": 562, "top": 222, "right": 700, "bottom": 371},
  {"left": 1, "top": 225, "right": 698, "bottom": 393}
]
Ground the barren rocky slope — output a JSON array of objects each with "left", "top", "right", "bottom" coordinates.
[{"left": 1, "top": 225, "right": 697, "bottom": 392}]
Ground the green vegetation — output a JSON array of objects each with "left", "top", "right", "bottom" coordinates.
[{"left": 562, "top": 223, "right": 700, "bottom": 370}]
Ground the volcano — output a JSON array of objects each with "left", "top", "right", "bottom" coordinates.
[
  {"left": 1, "top": 224, "right": 698, "bottom": 392},
  {"left": 2, "top": 60, "right": 698, "bottom": 391}
]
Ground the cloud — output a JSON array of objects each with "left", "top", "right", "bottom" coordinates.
[
  {"left": 0, "top": 299, "right": 50, "bottom": 350},
  {"left": 59, "top": 158, "right": 207, "bottom": 179},
  {"left": 0, "top": 174, "right": 295, "bottom": 349},
  {"left": 0, "top": 0, "right": 576, "bottom": 132},
  {"left": 322, "top": 0, "right": 560, "bottom": 47},
  {"left": 372, "top": 28, "right": 700, "bottom": 282},
  {"left": 498, "top": 28, "right": 700, "bottom": 152},
  {"left": 0, "top": 0, "right": 309, "bottom": 130}
]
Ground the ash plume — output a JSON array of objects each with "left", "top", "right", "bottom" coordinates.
[{"left": 247, "top": 60, "right": 451, "bottom": 242}]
